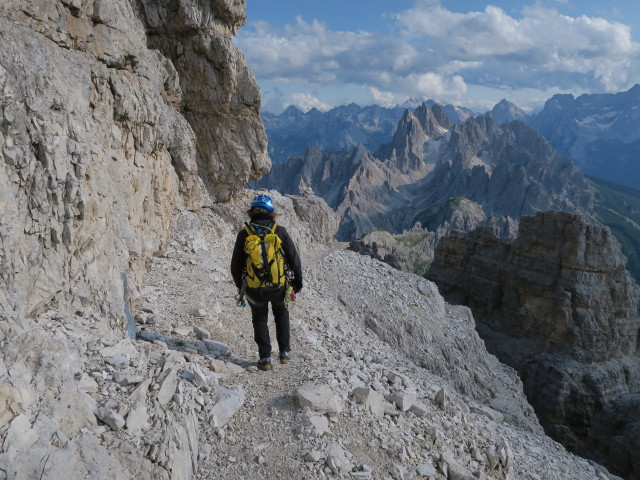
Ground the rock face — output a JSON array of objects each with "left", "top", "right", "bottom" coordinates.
[
  {"left": 427, "top": 211, "right": 640, "bottom": 478},
  {"left": 376, "top": 102, "right": 451, "bottom": 173},
  {"left": 528, "top": 84, "right": 640, "bottom": 190},
  {"left": 0, "top": 0, "right": 266, "bottom": 320},
  {"left": 0, "top": 0, "right": 267, "bottom": 478},
  {"left": 138, "top": 0, "right": 269, "bottom": 201},
  {"left": 415, "top": 117, "right": 593, "bottom": 227},
  {"left": 250, "top": 145, "right": 366, "bottom": 210}
]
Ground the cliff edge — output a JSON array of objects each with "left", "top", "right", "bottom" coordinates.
[{"left": 428, "top": 211, "right": 640, "bottom": 478}]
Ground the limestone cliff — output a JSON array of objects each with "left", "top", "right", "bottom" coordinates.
[
  {"left": 0, "top": 1, "right": 267, "bottom": 477},
  {"left": 138, "top": 0, "right": 269, "bottom": 201},
  {"left": 0, "top": 0, "right": 267, "bottom": 322},
  {"left": 427, "top": 211, "right": 640, "bottom": 478}
]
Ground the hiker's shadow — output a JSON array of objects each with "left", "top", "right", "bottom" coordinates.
[{"left": 137, "top": 329, "right": 253, "bottom": 368}]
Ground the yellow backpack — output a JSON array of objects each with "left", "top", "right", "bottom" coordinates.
[{"left": 244, "top": 222, "right": 286, "bottom": 289}]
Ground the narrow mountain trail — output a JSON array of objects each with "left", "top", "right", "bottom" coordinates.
[
  {"left": 136, "top": 203, "right": 614, "bottom": 480},
  {"left": 137, "top": 207, "right": 365, "bottom": 479}
]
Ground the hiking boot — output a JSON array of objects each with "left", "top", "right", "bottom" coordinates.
[
  {"left": 279, "top": 351, "right": 291, "bottom": 364},
  {"left": 257, "top": 357, "right": 272, "bottom": 371}
]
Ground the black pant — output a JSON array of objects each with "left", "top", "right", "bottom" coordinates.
[{"left": 246, "top": 287, "right": 290, "bottom": 358}]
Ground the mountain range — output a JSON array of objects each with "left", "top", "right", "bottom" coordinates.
[
  {"left": 262, "top": 101, "right": 473, "bottom": 164},
  {"left": 256, "top": 103, "right": 593, "bottom": 241},
  {"left": 263, "top": 85, "right": 640, "bottom": 191}
]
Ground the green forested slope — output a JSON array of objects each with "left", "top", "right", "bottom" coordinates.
[{"left": 589, "top": 175, "right": 640, "bottom": 283}]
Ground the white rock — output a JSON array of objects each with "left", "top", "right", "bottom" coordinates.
[
  {"left": 194, "top": 326, "right": 211, "bottom": 340},
  {"left": 389, "top": 463, "right": 413, "bottom": 480},
  {"left": 157, "top": 368, "right": 178, "bottom": 407},
  {"left": 304, "top": 450, "right": 324, "bottom": 463},
  {"left": 125, "top": 402, "right": 149, "bottom": 435},
  {"left": 191, "top": 308, "right": 208, "bottom": 318},
  {"left": 408, "top": 401, "right": 429, "bottom": 418},
  {"left": 416, "top": 463, "right": 437, "bottom": 477},
  {"left": 352, "top": 387, "right": 385, "bottom": 417},
  {"left": 296, "top": 383, "right": 343, "bottom": 416},
  {"left": 210, "top": 358, "right": 244, "bottom": 374},
  {"left": 389, "top": 392, "right": 417, "bottom": 412},
  {"left": 180, "top": 363, "right": 211, "bottom": 391},
  {"left": 325, "top": 442, "right": 354, "bottom": 475},
  {"left": 307, "top": 414, "right": 331, "bottom": 436},
  {"left": 104, "top": 354, "right": 129, "bottom": 368},
  {"left": 78, "top": 373, "right": 99, "bottom": 393},
  {"left": 173, "top": 327, "right": 192, "bottom": 337},
  {"left": 471, "top": 404, "right": 504, "bottom": 424},
  {"left": 96, "top": 407, "right": 125, "bottom": 431},
  {"left": 114, "top": 371, "right": 144, "bottom": 387},
  {"left": 439, "top": 451, "right": 474, "bottom": 480},
  {"left": 208, "top": 386, "right": 245, "bottom": 427}
]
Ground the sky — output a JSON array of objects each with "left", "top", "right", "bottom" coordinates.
[{"left": 235, "top": 0, "right": 640, "bottom": 114}]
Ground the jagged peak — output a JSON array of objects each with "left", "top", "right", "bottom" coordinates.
[{"left": 283, "top": 104, "right": 304, "bottom": 117}]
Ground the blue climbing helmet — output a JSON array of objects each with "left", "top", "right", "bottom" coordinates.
[{"left": 250, "top": 194, "right": 275, "bottom": 212}]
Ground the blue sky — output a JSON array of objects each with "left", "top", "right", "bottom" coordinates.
[{"left": 236, "top": 1, "right": 640, "bottom": 113}]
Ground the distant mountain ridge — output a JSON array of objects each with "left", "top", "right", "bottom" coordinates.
[
  {"left": 527, "top": 84, "right": 640, "bottom": 190},
  {"left": 264, "top": 85, "right": 640, "bottom": 190},
  {"left": 256, "top": 103, "right": 593, "bottom": 242},
  {"left": 262, "top": 104, "right": 406, "bottom": 163},
  {"left": 261, "top": 101, "right": 473, "bottom": 163}
]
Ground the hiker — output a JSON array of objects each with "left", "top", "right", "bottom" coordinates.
[{"left": 230, "top": 194, "right": 303, "bottom": 371}]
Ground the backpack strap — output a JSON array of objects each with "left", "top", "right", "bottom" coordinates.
[
  {"left": 248, "top": 221, "right": 277, "bottom": 235},
  {"left": 244, "top": 222, "right": 256, "bottom": 236}
]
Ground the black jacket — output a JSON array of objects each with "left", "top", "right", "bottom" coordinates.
[{"left": 230, "top": 214, "right": 303, "bottom": 292}]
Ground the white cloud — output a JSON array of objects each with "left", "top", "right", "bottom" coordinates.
[
  {"left": 369, "top": 87, "right": 396, "bottom": 107},
  {"left": 291, "top": 93, "right": 332, "bottom": 112},
  {"left": 237, "top": 3, "right": 640, "bottom": 110},
  {"left": 402, "top": 73, "right": 468, "bottom": 101},
  {"left": 394, "top": 4, "right": 640, "bottom": 92}
]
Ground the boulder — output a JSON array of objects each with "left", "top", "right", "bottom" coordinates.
[
  {"left": 296, "top": 383, "right": 343, "bottom": 417},
  {"left": 208, "top": 386, "right": 244, "bottom": 427},
  {"left": 352, "top": 387, "right": 385, "bottom": 417}
]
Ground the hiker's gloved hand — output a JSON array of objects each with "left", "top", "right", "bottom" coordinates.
[{"left": 292, "top": 279, "right": 303, "bottom": 293}]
